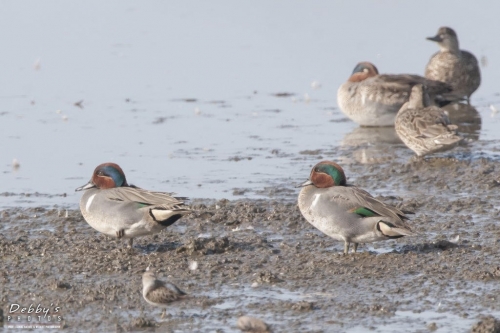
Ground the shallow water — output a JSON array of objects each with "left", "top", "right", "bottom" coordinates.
[
  {"left": 1, "top": 1, "right": 500, "bottom": 207},
  {"left": 2, "top": 2, "right": 500, "bottom": 333}
]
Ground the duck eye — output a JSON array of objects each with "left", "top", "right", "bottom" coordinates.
[{"left": 97, "top": 171, "right": 104, "bottom": 176}]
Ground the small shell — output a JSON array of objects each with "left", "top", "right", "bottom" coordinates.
[
  {"left": 237, "top": 316, "right": 270, "bottom": 332},
  {"left": 189, "top": 261, "right": 198, "bottom": 271}
]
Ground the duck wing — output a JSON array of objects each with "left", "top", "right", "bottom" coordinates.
[
  {"left": 332, "top": 185, "right": 408, "bottom": 222},
  {"left": 104, "top": 187, "right": 189, "bottom": 210}
]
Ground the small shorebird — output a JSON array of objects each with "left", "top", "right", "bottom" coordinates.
[{"left": 142, "top": 269, "right": 187, "bottom": 318}]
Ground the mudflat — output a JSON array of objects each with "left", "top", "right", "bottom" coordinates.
[{"left": 2, "top": 154, "right": 500, "bottom": 332}]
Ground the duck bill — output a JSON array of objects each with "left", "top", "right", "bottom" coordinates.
[
  {"left": 75, "top": 181, "right": 96, "bottom": 192},
  {"left": 426, "top": 35, "right": 442, "bottom": 42},
  {"left": 296, "top": 179, "right": 313, "bottom": 188}
]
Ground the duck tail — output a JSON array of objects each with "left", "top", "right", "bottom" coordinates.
[
  {"left": 150, "top": 207, "right": 191, "bottom": 227},
  {"left": 378, "top": 221, "right": 416, "bottom": 238}
]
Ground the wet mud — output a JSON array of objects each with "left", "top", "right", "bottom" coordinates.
[{"left": 2, "top": 151, "right": 500, "bottom": 332}]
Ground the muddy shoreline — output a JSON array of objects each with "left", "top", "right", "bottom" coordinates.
[{"left": 2, "top": 155, "right": 500, "bottom": 332}]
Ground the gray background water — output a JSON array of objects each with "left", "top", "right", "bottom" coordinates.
[
  {"left": 2, "top": 3, "right": 500, "bottom": 333},
  {"left": 1, "top": 1, "right": 499, "bottom": 207}
]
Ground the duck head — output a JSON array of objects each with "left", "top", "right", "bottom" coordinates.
[
  {"left": 348, "top": 62, "right": 379, "bottom": 82},
  {"left": 299, "top": 161, "right": 347, "bottom": 188},
  {"left": 427, "top": 27, "right": 459, "bottom": 53},
  {"left": 75, "top": 162, "right": 129, "bottom": 191},
  {"left": 408, "top": 84, "right": 431, "bottom": 109}
]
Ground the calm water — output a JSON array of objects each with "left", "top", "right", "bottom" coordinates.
[{"left": 1, "top": 1, "right": 500, "bottom": 207}]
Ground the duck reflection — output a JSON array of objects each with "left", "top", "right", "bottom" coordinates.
[
  {"left": 341, "top": 127, "right": 403, "bottom": 164},
  {"left": 340, "top": 103, "right": 480, "bottom": 164},
  {"left": 441, "top": 102, "right": 482, "bottom": 141}
]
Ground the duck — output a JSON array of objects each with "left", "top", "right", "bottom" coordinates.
[
  {"left": 297, "top": 161, "right": 415, "bottom": 254},
  {"left": 142, "top": 269, "right": 187, "bottom": 318},
  {"left": 75, "top": 163, "right": 190, "bottom": 247},
  {"left": 425, "top": 26, "right": 481, "bottom": 103},
  {"left": 395, "top": 84, "right": 462, "bottom": 157},
  {"left": 337, "top": 61, "right": 454, "bottom": 127}
]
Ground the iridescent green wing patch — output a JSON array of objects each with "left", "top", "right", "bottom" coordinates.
[{"left": 350, "top": 207, "right": 380, "bottom": 218}]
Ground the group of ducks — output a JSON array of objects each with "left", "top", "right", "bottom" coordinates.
[
  {"left": 75, "top": 160, "right": 415, "bottom": 317},
  {"left": 338, "top": 26, "right": 480, "bottom": 157},
  {"left": 73, "top": 26, "right": 480, "bottom": 319}
]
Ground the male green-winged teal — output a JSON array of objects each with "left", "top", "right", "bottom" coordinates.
[
  {"left": 298, "top": 161, "right": 415, "bottom": 254},
  {"left": 76, "top": 163, "right": 190, "bottom": 247}
]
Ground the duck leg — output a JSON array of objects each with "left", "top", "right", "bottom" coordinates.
[
  {"left": 343, "top": 241, "right": 350, "bottom": 255},
  {"left": 343, "top": 241, "right": 359, "bottom": 254},
  {"left": 116, "top": 230, "right": 133, "bottom": 250}
]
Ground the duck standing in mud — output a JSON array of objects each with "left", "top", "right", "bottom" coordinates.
[
  {"left": 298, "top": 161, "right": 415, "bottom": 254},
  {"left": 76, "top": 163, "right": 190, "bottom": 247}
]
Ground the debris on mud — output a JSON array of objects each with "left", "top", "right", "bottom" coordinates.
[
  {"left": 288, "top": 301, "right": 314, "bottom": 312},
  {"left": 253, "top": 271, "right": 283, "bottom": 284},
  {"left": 176, "top": 236, "right": 232, "bottom": 255},
  {"left": 130, "top": 317, "right": 156, "bottom": 329},
  {"left": 471, "top": 315, "right": 500, "bottom": 333}
]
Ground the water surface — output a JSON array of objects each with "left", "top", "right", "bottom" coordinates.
[{"left": 1, "top": 1, "right": 499, "bottom": 207}]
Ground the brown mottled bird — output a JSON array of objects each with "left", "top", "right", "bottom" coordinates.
[
  {"left": 425, "top": 26, "right": 481, "bottom": 103},
  {"left": 142, "top": 269, "right": 187, "bottom": 318},
  {"left": 395, "top": 84, "right": 462, "bottom": 157}
]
